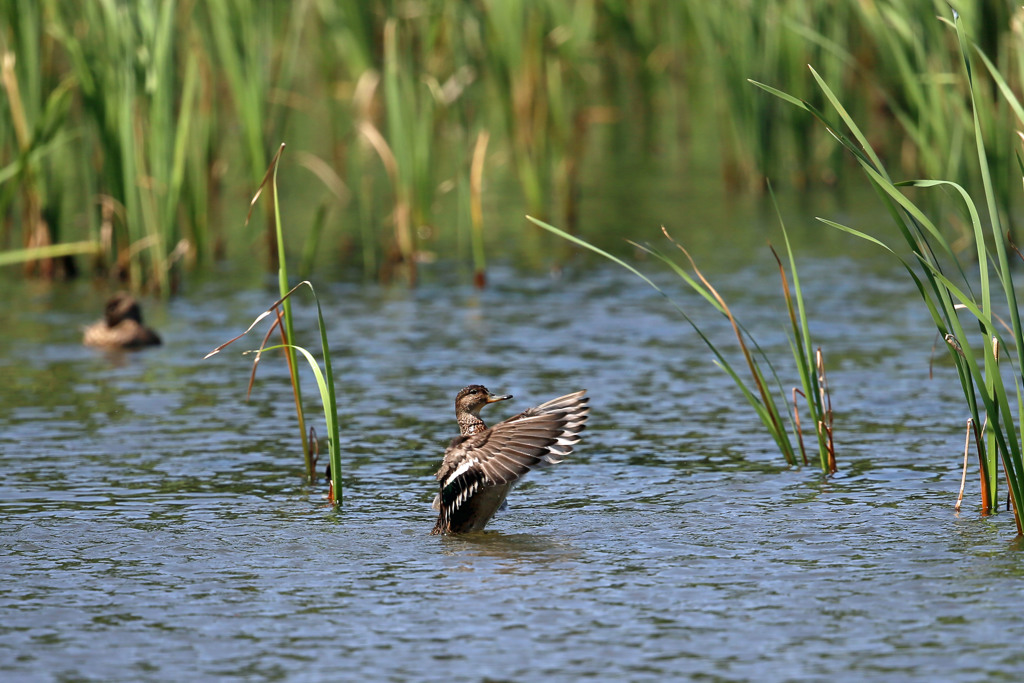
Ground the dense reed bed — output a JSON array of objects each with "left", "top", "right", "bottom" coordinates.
[
  {"left": 2, "top": 1, "right": 1023, "bottom": 289},
  {"left": 756, "top": 8, "right": 1024, "bottom": 533}
]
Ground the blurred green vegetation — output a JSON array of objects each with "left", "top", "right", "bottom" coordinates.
[{"left": 0, "top": 0, "right": 1021, "bottom": 290}]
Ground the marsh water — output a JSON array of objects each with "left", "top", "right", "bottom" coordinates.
[{"left": 4, "top": 183, "right": 1024, "bottom": 681}]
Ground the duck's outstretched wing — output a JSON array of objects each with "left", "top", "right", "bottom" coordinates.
[{"left": 432, "top": 390, "right": 589, "bottom": 534}]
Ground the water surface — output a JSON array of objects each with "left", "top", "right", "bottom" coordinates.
[{"left": 3, "top": 240, "right": 1022, "bottom": 681}]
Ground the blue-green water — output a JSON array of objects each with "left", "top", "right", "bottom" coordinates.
[{"left": 2, "top": 198, "right": 1022, "bottom": 680}]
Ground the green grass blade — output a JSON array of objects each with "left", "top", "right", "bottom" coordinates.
[{"left": 0, "top": 240, "right": 101, "bottom": 266}]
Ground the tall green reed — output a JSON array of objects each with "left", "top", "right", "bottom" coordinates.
[
  {"left": 474, "top": 0, "right": 599, "bottom": 224},
  {"left": 204, "top": 0, "right": 308, "bottom": 271},
  {"left": 1, "top": 1, "right": 80, "bottom": 277},
  {"left": 206, "top": 144, "right": 341, "bottom": 499},
  {"left": 205, "top": 280, "right": 343, "bottom": 503},
  {"left": 753, "top": 9, "right": 1024, "bottom": 532}
]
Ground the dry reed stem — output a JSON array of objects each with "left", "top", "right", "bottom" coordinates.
[
  {"left": 296, "top": 151, "right": 349, "bottom": 203},
  {"left": 275, "top": 306, "right": 310, "bottom": 477},
  {"left": 1008, "top": 229, "right": 1024, "bottom": 265},
  {"left": 245, "top": 143, "right": 286, "bottom": 227},
  {"left": 817, "top": 348, "right": 836, "bottom": 473},
  {"left": 309, "top": 426, "right": 319, "bottom": 478},
  {"left": 204, "top": 280, "right": 312, "bottom": 361},
  {"left": 792, "top": 387, "right": 809, "bottom": 466},
  {"left": 246, "top": 314, "right": 279, "bottom": 400},
  {"left": 470, "top": 129, "right": 490, "bottom": 288},
  {"left": 769, "top": 245, "right": 798, "bottom": 335},
  {"left": 470, "top": 130, "right": 490, "bottom": 228},
  {"left": 956, "top": 418, "right": 972, "bottom": 512},
  {"left": 773, "top": 241, "right": 808, "bottom": 466},
  {"left": 358, "top": 118, "right": 413, "bottom": 281},
  {"left": 999, "top": 448, "right": 1024, "bottom": 535},
  {"left": 993, "top": 414, "right": 1023, "bottom": 530},
  {"left": 971, "top": 416, "right": 991, "bottom": 516},
  {"left": 358, "top": 120, "right": 399, "bottom": 182}
]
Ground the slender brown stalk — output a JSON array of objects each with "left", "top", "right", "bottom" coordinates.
[
  {"left": 358, "top": 119, "right": 414, "bottom": 284},
  {"left": 792, "top": 387, "right": 809, "bottom": 465},
  {"left": 956, "top": 419, "right": 972, "bottom": 512},
  {"left": 999, "top": 450, "right": 1024, "bottom": 534},
  {"left": 470, "top": 129, "right": 490, "bottom": 289},
  {"left": 246, "top": 314, "right": 280, "bottom": 400},
  {"left": 816, "top": 348, "right": 836, "bottom": 474},
  {"left": 308, "top": 426, "right": 319, "bottom": 481},
  {"left": 771, "top": 245, "right": 798, "bottom": 333},
  {"left": 972, "top": 418, "right": 991, "bottom": 516},
  {"left": 276, "top": 308, "right": 311, "bottom": 478}
]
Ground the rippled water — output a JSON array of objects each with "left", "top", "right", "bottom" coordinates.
[{"left": 3, "top": 249, "right": 1024, "bottom": 681}]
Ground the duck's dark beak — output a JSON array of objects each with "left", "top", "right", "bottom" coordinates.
[{"left": 486, "top": 392, "right": 512, "bottom": 404}]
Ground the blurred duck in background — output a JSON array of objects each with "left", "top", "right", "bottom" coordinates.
[{"left": 83, "top": 293, "right": 162, "bottom": 349}]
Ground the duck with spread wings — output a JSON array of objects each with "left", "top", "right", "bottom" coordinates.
[{"left": 431, "top": 385, "right": 589, "bottom": 535}]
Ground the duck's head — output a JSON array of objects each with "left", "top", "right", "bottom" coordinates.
[
  {"left": 455, "top": 384, "right": 512, "bottom": 417},
  {"left": 104, "top": 293, "right": 144, "bottom": 326}
]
